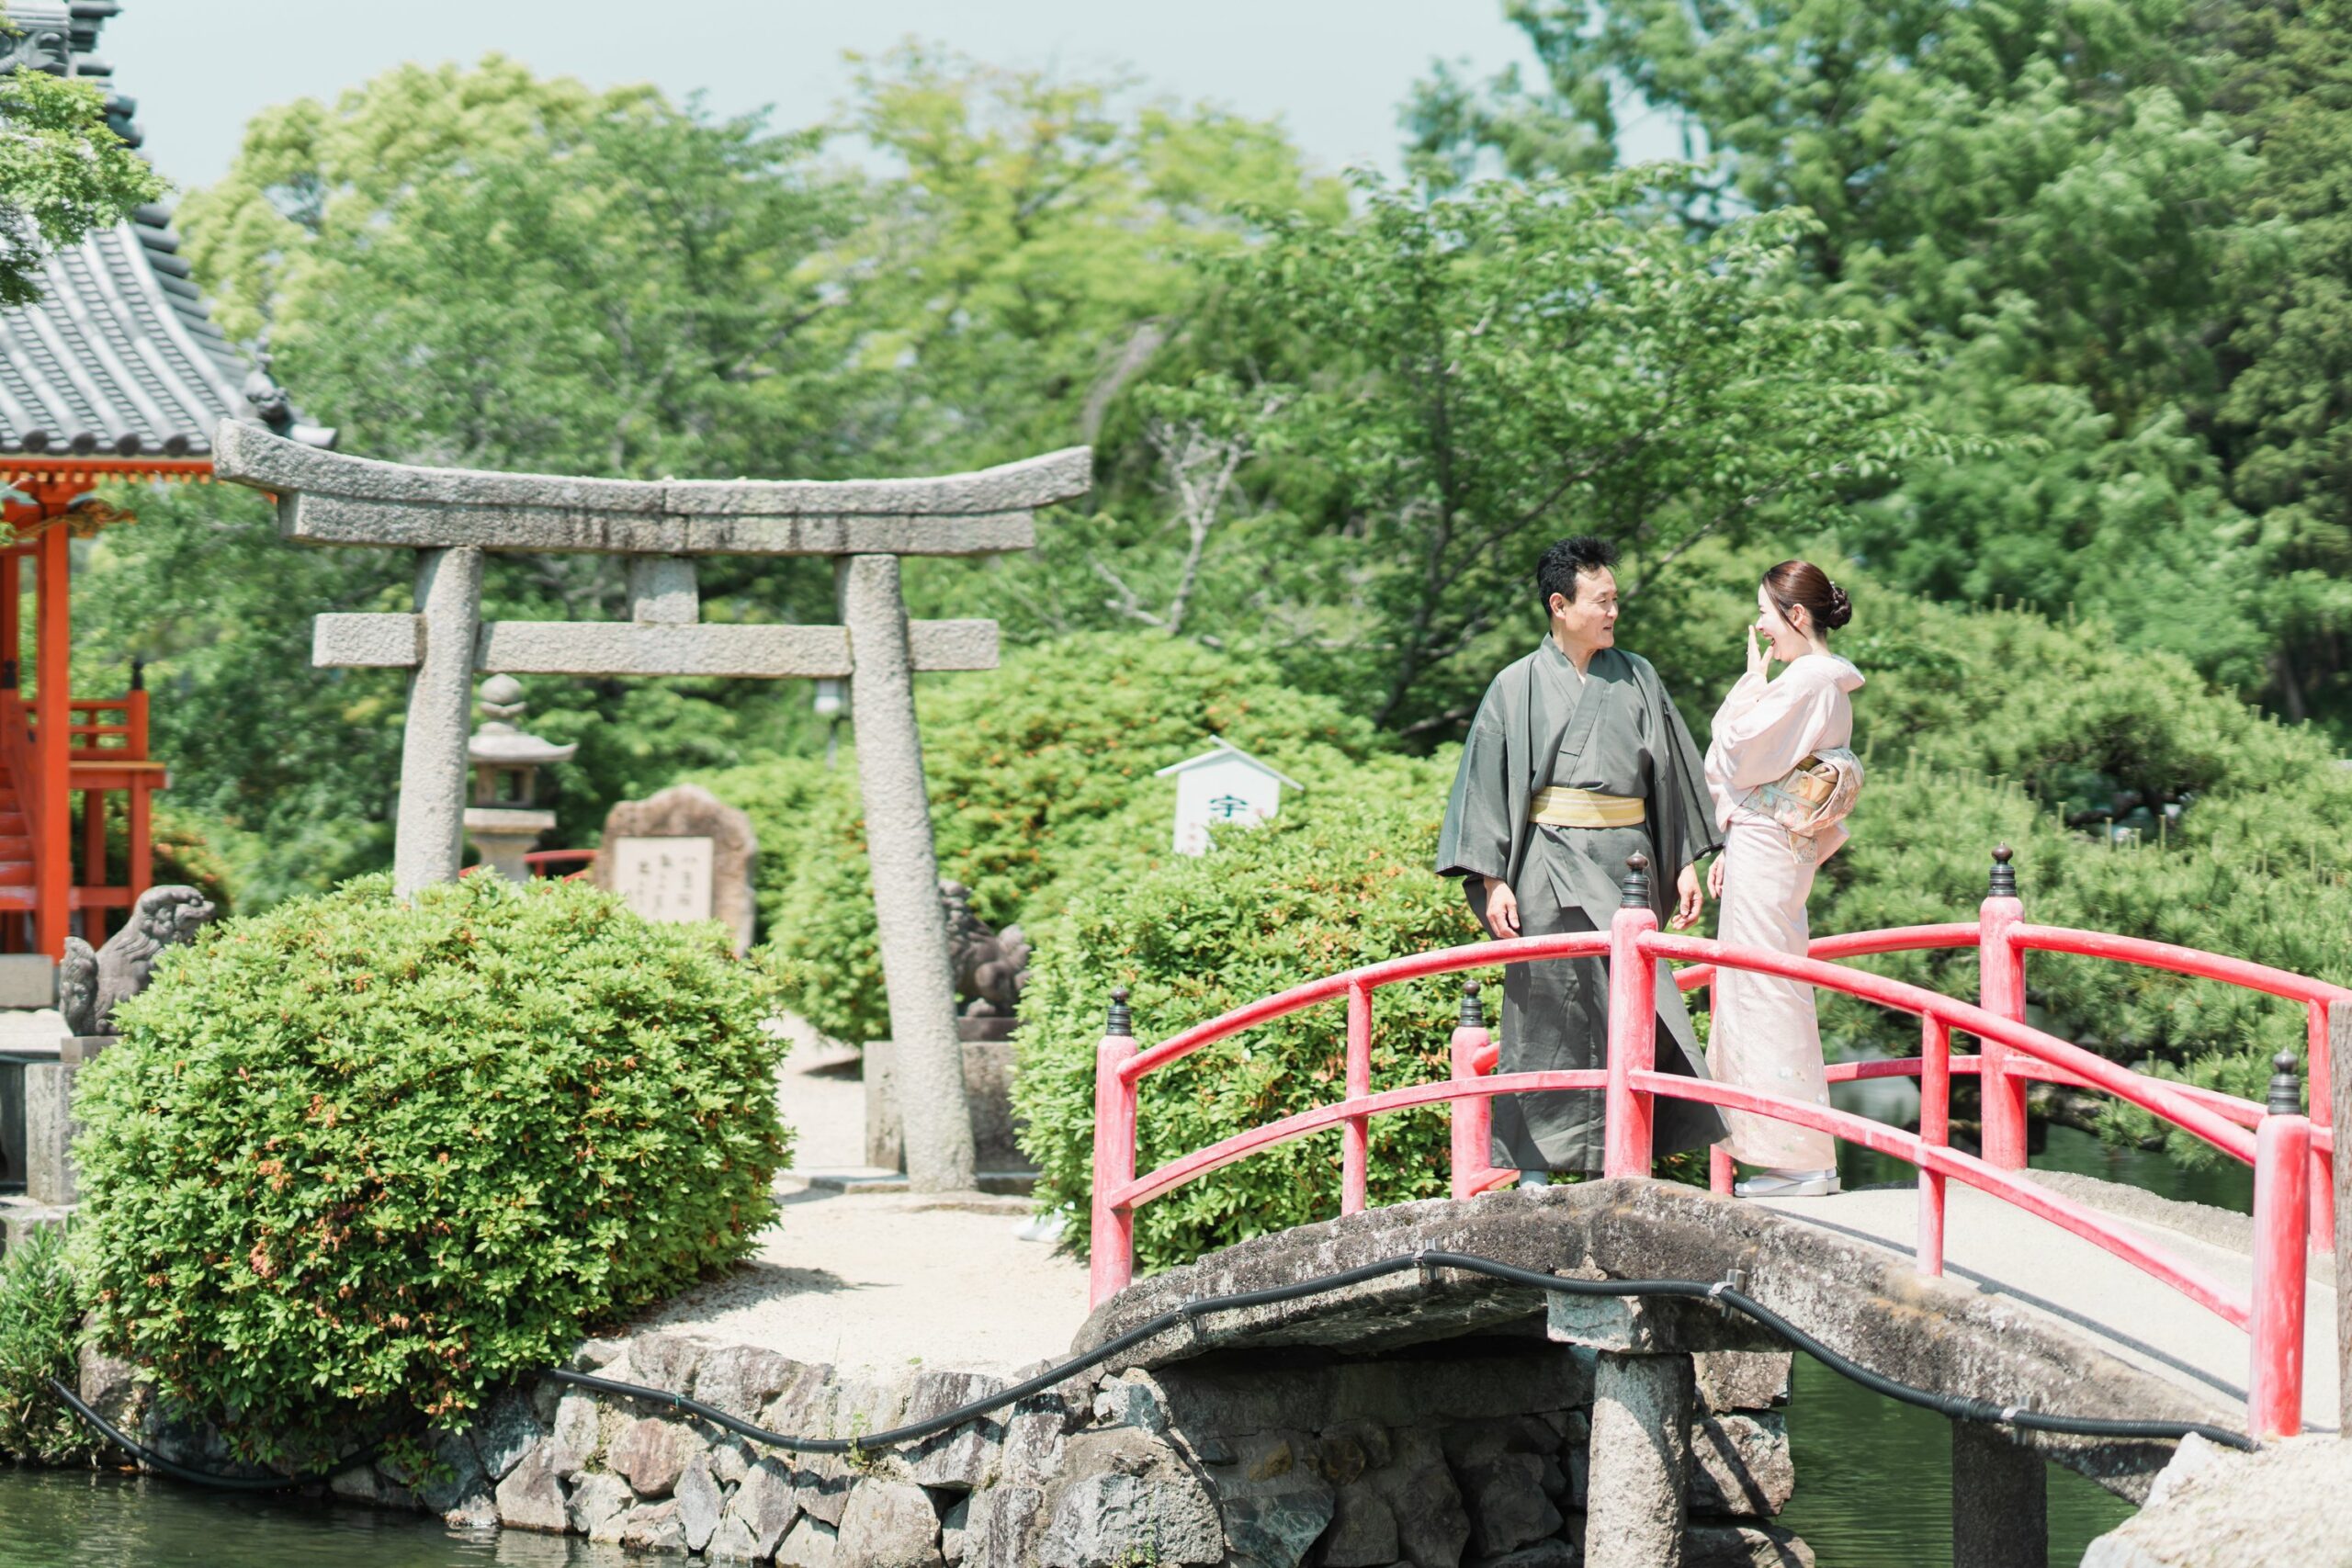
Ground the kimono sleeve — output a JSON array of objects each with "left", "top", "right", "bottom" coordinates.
[
  {"left": 1714, "top": 669, "right": 1845, "bottom": 792},
  {"left": 1436, "top": 681, "right": 1516, "bottom": 884},
  {"left": 1659, "top": 687, "right": 1722, "bottom": 868}
]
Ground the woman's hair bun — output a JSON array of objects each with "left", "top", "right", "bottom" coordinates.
[{"left": 1762, "top": 558, "right": 1853, "bottom": 634}]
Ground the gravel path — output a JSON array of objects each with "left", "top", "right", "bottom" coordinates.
[{"left": 628, "top": 1030, "right": 1089, "bottom": 1377}]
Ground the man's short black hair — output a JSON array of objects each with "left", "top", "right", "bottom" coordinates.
[{"left": 1536, "top": 536, "right": 1620, "bottom": 608}]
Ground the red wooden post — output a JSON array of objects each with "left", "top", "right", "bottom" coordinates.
[
  {"left": 2333, "top": 1001, "right": 2352, "bottom": 1438},
  {"left": 127, "top": 675, "right": 148, "bottom": 761},
  {"left": 1918, "top": 1014, "right": 1951, "bottom": 1277},
  {"left": 1604, "top": 855, "right": 1661, "bottom": 1180},
  {"left": 2251, "top": 1051, "right": 2312, "bottom": 1440},
  {"left": 0, "top": 551, "right": 17, "bottom": 683},
  {"left": 1977, "top": 846, "right": 2029, "bottom": 1170},
  {"left": 2307, "top": 1000, "right": 2335, "bottom": 1253},
  {"left": 1090, "top": 988, "right": 1140, "bottom": 1307},
  {"left": 81, "top": 785, "right": 104, "bottom": 932},
  {"left": 128, "top": 778, "right": 152, "bottom": 903},
  {"left": 1703, "top": 978, "right": 1734, "bottom": 1193},
  {"left": 33, "top": 523, "right": 68, "bottom": 960},
  {"left": 1341, "top": 979, "right": 1373, "bottom": 1214},
  {"left": 1449, "top": 980, "right": 1492, "bottom": 1201}
]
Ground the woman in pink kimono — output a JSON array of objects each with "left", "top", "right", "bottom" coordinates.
[{"left": 1702, "top": 560, "right": 1865, "bottom": 1198}]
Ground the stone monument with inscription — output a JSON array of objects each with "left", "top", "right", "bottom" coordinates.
[{"left": 592, "top": 784, "right": 758, "bottom": 954}]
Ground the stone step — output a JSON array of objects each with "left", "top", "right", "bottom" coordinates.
[{"left": 779, "top": 1167, "right": 1038, "bottom": 1201}]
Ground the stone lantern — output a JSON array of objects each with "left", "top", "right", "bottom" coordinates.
[{"left": 464, "top": 675, "right": 577, "bottom": 882}]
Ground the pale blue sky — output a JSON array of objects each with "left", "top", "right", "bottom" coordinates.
[{"left": 105, "top": 1, "right": 1678, "bottom": 195}]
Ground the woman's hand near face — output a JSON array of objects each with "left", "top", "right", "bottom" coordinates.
[{"left": 1745, "top": 622, "right": 1768, "bottom": 678}]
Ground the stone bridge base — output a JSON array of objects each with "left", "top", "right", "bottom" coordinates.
[{"left": 79, "top": 1321, "right": 1810, "bottom": 1566}]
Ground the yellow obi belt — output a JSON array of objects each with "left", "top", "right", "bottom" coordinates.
[{"left": 1531, "top": 786, "right": 1645, "bottom": 829}]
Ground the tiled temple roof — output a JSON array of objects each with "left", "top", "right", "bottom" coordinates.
[{"left": 0, "top": 3, "right": 330, "bottom": 460}]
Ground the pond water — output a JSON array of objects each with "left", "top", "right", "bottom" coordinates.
[
  {"left": 0, "top": 1127, "right": 2233, "bottom": 1565},
  {"left": 0, "top": 1465, "right": 627, "bottom": 1568},
  {"left": 1772, "top": 1122, "right": 2248, "bottom": 1565}
]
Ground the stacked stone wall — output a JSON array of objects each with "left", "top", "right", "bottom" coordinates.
[{"left": 85, "top": 1325, "right": 1810, "bottom": 1565}]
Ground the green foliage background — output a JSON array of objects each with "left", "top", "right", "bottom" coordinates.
[
  {"left": 70, "top": 875, "right": 787, "bottom": 1461},
  {"left": 13, "top": 8, "right": 2348, "bottom": 1277}
]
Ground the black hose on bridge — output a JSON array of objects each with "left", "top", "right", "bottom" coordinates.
[{"left": 45, "top": 1246, "right": 2260, "bottom": 1491}]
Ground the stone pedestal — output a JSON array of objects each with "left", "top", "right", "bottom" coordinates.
[
  {"left": 1547, "top": 1286, "right": 1790, "bottom": 1568},
  {"left": 0, "top": 955, "right": 55, "bottom": 1010},
  {"left": 864, "top": 1037, "right": 1028, "bottom": 1178},
  {"left": 1952, "top": 1419, "right": 2046, "bottom": 1568},
  {"left": 21, "top": 1035, "right": 108, "bottom": 1206},
  {"left": 0, "top": 1056, "right": 25, "bottom": 1190},
  {"left": 25, "top": 1061, "right": 71, "bottom": 1204},
  {"left": 466, "top": 806, "right": 555, "bottom": 883}
]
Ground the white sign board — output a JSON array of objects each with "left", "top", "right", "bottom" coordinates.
[
  {"left": 610, "top": 835, "right": 717, "bottom": 923},
  {"left": 1163, "top": 750, "right": 1293, "bottom": 856}
]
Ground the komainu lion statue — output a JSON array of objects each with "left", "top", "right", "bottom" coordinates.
[
  {"left": 59, "top": 885, "right": 217, "bottom": 1037},
  {"left": 939, "top": 879, "right": 1029, "bottom": 1021}
]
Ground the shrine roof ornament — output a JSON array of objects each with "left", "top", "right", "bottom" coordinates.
[
  {"left": 0, "top": 3, "right": 333, "bottom": 463},
  {"left": 1154, "top": 736, "right": 1305, "bottom": 791}
]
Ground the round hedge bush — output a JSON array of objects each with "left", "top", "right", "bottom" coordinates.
[
  {"left": 72, "top": 873, "right": 787, "bottom": 1461},
  {"left": 1013, "top": 753, "right": 1498, "bottom": 1274}
]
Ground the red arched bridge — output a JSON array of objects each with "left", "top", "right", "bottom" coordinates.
[{"left": 1086, "top": 847, "right": 2345, "bottom": 1448}]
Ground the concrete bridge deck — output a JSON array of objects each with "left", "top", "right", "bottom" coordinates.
[
  {"left": 1752, "top": 1177, "right": 2336, "bottom": 1432},
  {"left": 1079, "top": 1175, "right": 2327, "bottom": 1502}
]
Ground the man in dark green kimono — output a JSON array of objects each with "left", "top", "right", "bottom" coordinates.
[{"left": 1436, "top": 536, "right": 1725, "bottom": 1179}]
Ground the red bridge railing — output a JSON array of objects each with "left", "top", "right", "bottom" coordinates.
[{"left": 1087, "top": 846, "right": 2348, "bottom": 1441}]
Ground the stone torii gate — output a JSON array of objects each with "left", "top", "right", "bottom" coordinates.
[{"left": 213, "top": 419, "right": 1092, "bottom": 1193}]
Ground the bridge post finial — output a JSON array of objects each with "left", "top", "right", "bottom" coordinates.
[
  {"left": 1105, "top": 987, "right": 1133, "bottom": 1038},
  {"left": 1988, "top": 844, "right": 2018, "bottom": 900},
  {"left": 1459, "top": 979, "right": 1485, "bottom": 1030},
  {"left": 1620, "top": 853, "right": 1651, "bottom": 909},
  {"left": 2268, "top": 1050, "right": 2302, "bottom": 1117}
]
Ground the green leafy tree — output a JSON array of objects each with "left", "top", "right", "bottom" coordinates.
[
  {"left": 79, "top": 60, "right": 876, "bottom": 903},
  {"left": 70, "top": 54, "right": 1347, "bottom": 907},
  {"left": 184, "top": 56, "right": 865, "bottom": 481},
  {"left": 835, "top": 43, "right": 1345, "bottom": 474},
  {"left": 2211, "top": 0, "right": 2352, "bottom": 726},
  {"left": 1137, "top": 169, "right": 1977, "bottom": 735}
]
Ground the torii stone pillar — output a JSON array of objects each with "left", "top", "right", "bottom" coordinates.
[{"left": 215, "top": 421, "right": 1091, "bottom": 1193}]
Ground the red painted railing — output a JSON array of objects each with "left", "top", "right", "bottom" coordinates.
[{"left": 1087, "top": 848, "right": 2347, "bottom": 1441}]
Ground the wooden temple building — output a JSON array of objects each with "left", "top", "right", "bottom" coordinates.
[{"left": 0, "top": 4, "right": 332, "bottom": 958}]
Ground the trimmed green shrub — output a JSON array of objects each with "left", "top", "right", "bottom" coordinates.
[
  {"left": 703, "top": 632, "right": 1390, "bottom": 1043},
  {"left": 0, "top": 1225, "right": 97, "bottom": 1465},
  {"left": 72, "top": 873, "right": 787, "bottom": 1461},
  {"left": 1014, "top": 753, "right": 1497, "bottom": 1272}
]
